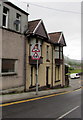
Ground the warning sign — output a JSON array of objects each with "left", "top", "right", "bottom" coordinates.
[
  {"left": 31, "top": 43, "right": 41, "bottom": 60},
  {"left": 32, "top": 53, "right": 40, "bottom": 60},
  {"left": 32, "top": 44, "right": 40, "bottom": 52}
]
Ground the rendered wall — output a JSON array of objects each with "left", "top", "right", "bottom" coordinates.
[
  {"left": 1, "top": 29, "right": 25, "bottom": 90},
  {"left": 1, "top": 2, "right": 28, "bottom": 34}
]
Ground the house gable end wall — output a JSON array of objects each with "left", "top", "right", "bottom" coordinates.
[{"left": 35, "top": 22, "right": 48, "bottom": 39}]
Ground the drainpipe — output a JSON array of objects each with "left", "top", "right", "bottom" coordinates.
[
  {"left": 24, "top": 36, "right": 27, "bottom": 92},
  {"left": 51, "top": 44, "right": 53, "bottom": 88}
]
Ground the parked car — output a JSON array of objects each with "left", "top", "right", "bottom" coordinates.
[{"left": 70, "top": 73, "right": 80, "bottom": 79}]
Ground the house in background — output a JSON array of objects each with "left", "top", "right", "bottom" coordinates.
[
  {"left": 0, "top": 0, "right": 28, "bottom": 92},
  {"left": 49, "top": 32, "right": 66, "bottom": 87}
]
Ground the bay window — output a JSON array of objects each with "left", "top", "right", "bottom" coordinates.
[
  {"left": 55, "top": 46, "right": 63, "bottom": 59},
  {"left": 55, "top": 46, "right": 59, "bottom": 59}
]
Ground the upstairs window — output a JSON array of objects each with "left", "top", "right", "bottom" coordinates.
[
  {"left": 2, "top": 6, "right": 9, "bottom": 28},
  {"left": 60, "top": 46, "right": 63, "bottom": 59},
  {"left": 55, "top": 46, "right": 59, "bottom": 59},
  {"left": 55, "top": 46, "right": 63, "bottom": 59},
  {"left": 15, "top": 13, "right": 21, "bottom": 32},
  {"left": 46, "top": 45, "right": 50, "bottom": 61}
]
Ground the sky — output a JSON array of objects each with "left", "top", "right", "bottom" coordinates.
[{"left": 9, "top": 0, "right": 81, "bottom": 60}]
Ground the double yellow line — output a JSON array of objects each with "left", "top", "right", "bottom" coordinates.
[{"left": 0, "top": 88, "right": 81, "bottom": 107}]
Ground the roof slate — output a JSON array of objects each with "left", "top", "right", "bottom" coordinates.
[
  {"left": 49, "top": 32, "right": 66, "bottom": 46},
  {"left": 28, "top": 19, "right": 41, "bottom": 33},
  {"left": 48, "top": 32, "right": 61, "bottom": 43}
]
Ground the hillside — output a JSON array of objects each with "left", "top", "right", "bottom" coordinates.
[
  {"left": 64, "top": 56, "right": 81, "bottom": 68},
  {"left": 64, "top": 56, "right": 81, "bottom": 64}
]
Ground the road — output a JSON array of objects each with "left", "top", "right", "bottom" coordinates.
[{"left": 2, "top": 87, "right": 81, "bottom": 119}]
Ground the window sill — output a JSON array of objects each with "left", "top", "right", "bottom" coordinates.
[
  {"left": 55, "top": 80, "right": 60, "bottom": 83},
  {"left": 1, "top": 72, "right": 17, "bottom": 76}
]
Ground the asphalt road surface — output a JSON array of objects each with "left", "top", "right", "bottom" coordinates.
[{"left": 2, "top": 88, "right": 81, "bottom": 119}]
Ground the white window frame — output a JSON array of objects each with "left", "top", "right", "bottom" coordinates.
[{"left": 2, "top": 6, "right": 9, "bottom": 28}]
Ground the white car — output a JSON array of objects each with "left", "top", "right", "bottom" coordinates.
[{"left": 70, "top": 73, "right": 80, "bottom": 79}]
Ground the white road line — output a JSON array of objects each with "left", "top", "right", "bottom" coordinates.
[{"left": 56, "top": 106, "right": 80, "bottom": 120}]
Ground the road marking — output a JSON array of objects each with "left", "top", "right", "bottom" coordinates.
[
  {"left": 56, "top": 106, "right": 80, "bottom": 120},
  {"left": 0, "top": 88, "right": 81, "bottom": 107}
]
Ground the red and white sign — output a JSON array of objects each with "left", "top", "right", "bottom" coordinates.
[
  {"left": 31, "top": 44, "right": 41, "bottom": 60},
  {"left": 32, "top": 44, "right": 40, "bottom": 52}
]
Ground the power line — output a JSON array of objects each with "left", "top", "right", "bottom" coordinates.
[{"left": 22, "top": 1, "right": 81, "bottom": 14}]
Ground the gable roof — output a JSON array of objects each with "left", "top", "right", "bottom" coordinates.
[
  {"left": 48, "top": 32, "right": 66, "bottom": 46},
  {"left": 28, "top": 19, "right": 41, "bottom": 33},
  {"left": 27, "top": 19, "right": 49, "bottom": 39}
]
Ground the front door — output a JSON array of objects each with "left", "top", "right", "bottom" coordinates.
[
  {"left": 31, "top": 66, "right": 33, "bottom": 86},
  {"left": 46, "top": 67, "right": 49, "bottom": 86}
]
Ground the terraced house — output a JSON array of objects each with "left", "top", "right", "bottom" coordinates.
[
  {"left": 0, "top": 0, "right": 66, "bottom": 93},
  {"left": 25, "top": 19, "right": 66, "bottom": 91}
]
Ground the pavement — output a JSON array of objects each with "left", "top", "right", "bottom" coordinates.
[{"left": 0, "top": 78, "right": 81, "bottom": 104}]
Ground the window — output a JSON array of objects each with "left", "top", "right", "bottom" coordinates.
[
  {"left": 55, "top": 46, "right": 63, "bottom": 59},
  {"left": 36, "top": 39, "right": 38, "bottom": 43},
  {"left": 2, "top": 59, "right": 16, "bottom": 73},
  {"left": 29, "top": 44, "right": 32, "bottom": 56},
  {"left": 40, "top": 45, "right": 42, "bottom": 56},
  {"left": 55, "top": 46, "right": 59, "bottom": 59},
  {"left": 2, "top": 6, "right": 9, "bottom": 28},
  {"left": 15, "top": 13, "right": 21, "bottom": 32},
  {"left": 60, "top": 46, "right": 63, "bottom": 59},
  {"left": 55, "top": 65, "right": 60, "bottom": 81},
  {"left": 46, "top": 45, "right": 49, "bottom": 61}
]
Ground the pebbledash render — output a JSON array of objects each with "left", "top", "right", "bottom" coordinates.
[
  {"left": 0, "top": 0, "right": 29, "bottom": 93},
  {"left": 0, "top": 0, "right": 66, "bottom": 93}
]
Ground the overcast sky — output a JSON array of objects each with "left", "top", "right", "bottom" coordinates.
[{"left": 9, "top": 0, "right": 81, "bottom": 60}]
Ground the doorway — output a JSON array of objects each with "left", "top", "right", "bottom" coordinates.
[
  {"left": 30, "top": 66, "right": 33, "bottom": 86},
  {"left": 46, "top": 67, "right": 49, "bottom": 87}
]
